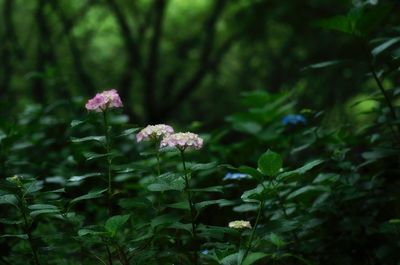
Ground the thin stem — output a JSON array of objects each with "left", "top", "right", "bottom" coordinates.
[
  {"left": 104, "top": 241, "right": 113, "bottom": 265},
  {"left": 362, "top": 41, "right": 400, "bottom": 138},
  {"left": 115, "top": 242, "right": 129, "bottom": 265},
  {"left": 156, "top": 150, "right": 161, "bottom": 177},
  {"left": 241, "top": 198, "right": 265, "bottom": 264},
  {"left": 103, "top": 109, "right": 113, "bottom": 214},
  {"left": 180, "top": 150, "right": 198, "bottom": 265},
  {"left": 20, "top": 202, "right": 40, "bottom": 265}
]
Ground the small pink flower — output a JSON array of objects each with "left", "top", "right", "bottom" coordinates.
[
  {"left": 160, "top": 132, "right": 203, "bottom": 151},
  {"left": 136, "top": 124, "right": 174, "bottom": 142},
  {"left": 85, "top": 89, "right": 123, "bottom": 112}
]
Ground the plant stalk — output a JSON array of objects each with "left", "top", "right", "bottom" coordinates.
[
  {"left": 180, "top": 150, "right": 198, "bottom": 265},
  {"left": 103, "top": 109, "right": 113, "bottom": 214},
  {"left": 21, "top": 203, "right": 40, "bottom": 265}
]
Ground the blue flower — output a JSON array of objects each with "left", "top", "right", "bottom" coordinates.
[
  {"left": 282, "top": 114, "right": 307, "bottom": 126},
  {"left": 201, "top": 249, "right": 209, "bottom": 255},
  {"left": 223, "top": 173, "right": 250, "bottom": 181}
]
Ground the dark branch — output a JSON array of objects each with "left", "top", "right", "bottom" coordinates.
[
  {"left": 157, "top": 0, "right": 231, "bottom": 120},
  {"left": 144, "top": 0, "right": 167, "bottom": 121}
]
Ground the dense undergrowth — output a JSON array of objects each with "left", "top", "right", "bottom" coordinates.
[{"left": 1, "top": 2, "right": 400, "bottom": 265}]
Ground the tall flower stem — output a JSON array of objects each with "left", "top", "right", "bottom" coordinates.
[
  {"left": 156, "top": 149, "right": 161, "bottom": 177},
  {"left": 180, "top": 150, "right": 198, "bottom": 265},
  {"left": 102, "top": 109, "right": 113, "bottom": 214},
  {"left": 241, "top": 196, "right": 265, "bottom": 265}
]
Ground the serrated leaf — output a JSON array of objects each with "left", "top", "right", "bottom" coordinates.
[
  {"left": 105, "top": 215, "right": 130, "bottom": 237},
  {"left": 258, "top": 150, "right": 282, "bottom": 177},
  {"left": 147, "top": 172, "right": 185, "bottom": 192}
]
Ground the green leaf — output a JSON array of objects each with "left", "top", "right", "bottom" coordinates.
[
  {"left": 167, "top": 201, "right": 190, "bottom": 210},
  {"left": 269, "top": 233, "right": 285, "bottom": 248},
  {"left": 68, "top": 173, "right": 102, "bottom": 182},
  {"left": 190, "top": 186, "right": 224, "bottom": 193},
  {"left": 147, "top": 173, "right": 185, "bottom": 192},
  {"left": 195, "top": 199, "right": 234, "bottom": 212},
  {"left": 238, "top": 166, "right": 264, "bottom": 181},
  {"left": 70, "top": 120, "right": 85, "bottom": 128},
  {"left": 287, "top": 185, "right": 329, "bottom": 202},
  {"left": 316, "top": 15, "right": 353, "bottom": 34},
  {"left": 28, "top": 204, "right": 57, "bottom": 210},
  {"left": 30, "top": 209, "right": 60, "bottom": 217},
  {"left": 242, "top": 252, "right": 268, "bottom": 265},
  {"left": 0, "top": 194, "right": 18, "bottom": 207},
  {"left": 70, "top": 189, "right": 107, "bottom": 204},
  {"left": 118, "top": 128, "right": 139, "bottom": 137},
  {"left": 302, "top": 60, "right": 344, "bottom": 70},
  {"left": 0, "top": 234, "right": 28, "bottom": 240},
  {"left": 78, "top": 229, "right": 107, "bottom": 237},
  {"left": 372, "top": 37, "right": 400, "bottom": 57},
  {"left": 233, "top": 203, "right": 258, "bottom": 213},
  {"left": 168, "top": 222, "right": 193, "bottom": 233},
  {"left": 258, "top": 150, "right": 282, "bottom": 177},
  {"left": 71, "top": 136, "right": 105, "bottom": 143},
  {"left": 241, "top": 184, "right": 265, "bottom": 203},
  {"left": 83, "top": 152, "right": 108, "bottom": 161},
  {"left": 278, "top": 159, "right": 324, "bottom": 181},
  {"left": 105, "top": 215, "right": 130, "bottom": 237},
  {"left": 189, "top": 162, "right": 217, "bottom": 171}
]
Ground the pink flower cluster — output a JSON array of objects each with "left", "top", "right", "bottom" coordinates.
[
  {"left": 136, "top": 124, "right": 174, "bottom": 142},
  {"left": 160, "top": 132, "right": 203, "bottom": 151},
  {"left": 85, "top": 89, "right": 123, "bottom": 112}
]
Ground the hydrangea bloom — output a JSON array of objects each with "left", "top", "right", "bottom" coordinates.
[
  {"left": 228, "top": 220, "right": 252, "bottom": 229},
  {"left": 160, "top": 132, "right": 203, "bottom": 151},
  {"left": 85, "top": 89, "right": 123, "bottom": 112},
  {"left": 223, "top": 172, "right": 251, "bottom": 181},
  {"left": 282, "top": 114, "right": 306, "bottom": 126},
  {"left": 136, "top": 124, "right": 174, "bottom": 142}
]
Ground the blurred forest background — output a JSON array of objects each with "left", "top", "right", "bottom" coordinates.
[{"left": 3, "top": 0, "right": 397, "bottom": 124}]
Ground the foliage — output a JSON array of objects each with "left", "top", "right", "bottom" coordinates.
[{"left": 1, "top": 0, "right": 400, "bottom": 265}]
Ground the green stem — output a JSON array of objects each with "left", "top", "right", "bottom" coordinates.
[
  {"left": 362, "top": 40, "right": 400, "bottom": 139},
  {"left": 156, "top": 150, "right": 161, "bottom": 177},
  {"left": 115, "top": 242, "right": 129, "bottom": 265},
  {"left": 180, "top": 150, "right": 198, "bottom": 265},
  {"left": 241, "top": 198, "right": 265, "bottom": 264},
  {"left": 104, "top": 241, "right": 113, "bottom": 265},
  {"left": 21, "top": 202, "right": 40, "bottom": 265},
  {"left": 103, "top": 109, "right": 113, "bottom": 214}
]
